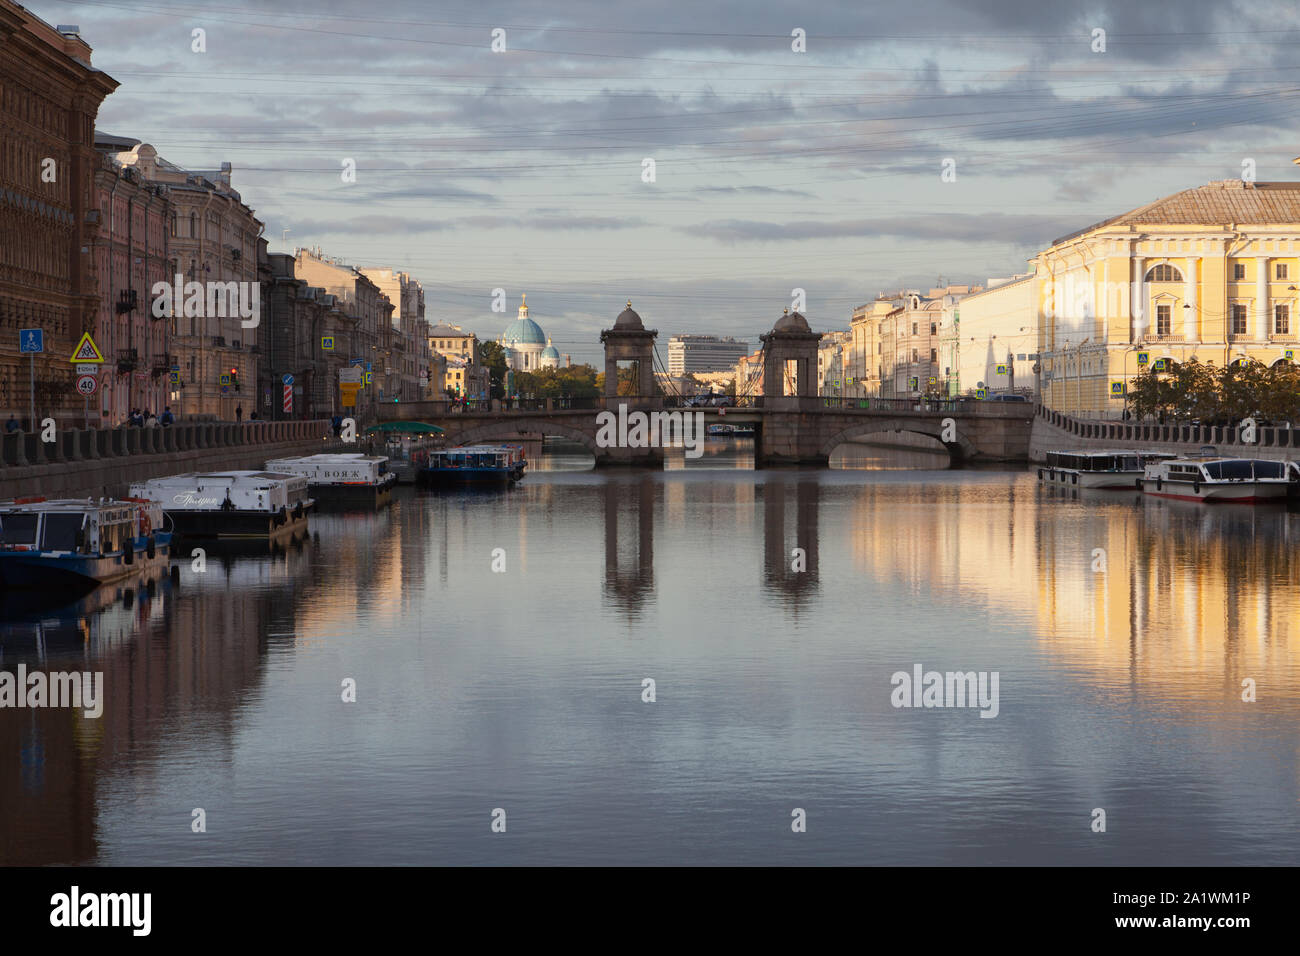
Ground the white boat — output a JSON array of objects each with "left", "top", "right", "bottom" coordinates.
[
  {"left": 1038, "top": 450, "right": 1174, "bottom": 489},
  {"left": 0, "top": 496, "right": 171, "bottom": 589},
  {"left": 264, "top": 453, "right": 396, "bottom": 507},
  {"left": 129, "top": 471, "right": 314, "bottom": 539},
  {"left": 1141, "top": 456, "right": 1290, "bottom": 503}
]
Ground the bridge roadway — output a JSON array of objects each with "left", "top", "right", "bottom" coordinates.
[{"left": 377, "top": 397, "right": 1035, "bottom": 466}]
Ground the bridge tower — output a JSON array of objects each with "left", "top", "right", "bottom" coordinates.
[
  {"left": 600, "top": 301, "right": 659, "bottom": 404},
  {"left": 760, "top": 309, "right": 822, "bottom": 410}
]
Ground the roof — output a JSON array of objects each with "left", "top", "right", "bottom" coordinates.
[
  {"left": 613, "top": 301, "right": 644, "bottom": 330},
  {"left": 365, "top": 421, "right": 446, "bottom": 434},
  {"left": 501, "top": 315, "right": 546, "bottom": 346},
  {"left": 1051, "top": 180, "right": 1300, "bottom": 246}
]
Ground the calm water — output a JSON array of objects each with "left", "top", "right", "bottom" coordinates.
[{"left": 3, "top": 438, "right": 1300, "bottom": 865}]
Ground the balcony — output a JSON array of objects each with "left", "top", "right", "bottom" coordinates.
[
  {"left": 211, "top": 335, "right": 226, "bottom": 347},
  {"left": 116, "top": 348, "right": 139, "bottom": 373},
  {"left": 115, "top": 289, "right": 139, "bottom": 314},
  {"left": 1268, "top": 332, "right": 1298, "bottom": 342}
]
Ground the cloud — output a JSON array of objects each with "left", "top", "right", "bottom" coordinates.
[{"left": 681, "top": 213, "right": 1077, "bottom": 245}]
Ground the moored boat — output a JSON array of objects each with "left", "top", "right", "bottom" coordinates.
[
  {"left": 0, "top": 496, "right": 171, "bottom": 589},
  {"left": 1037, "top": 450, "right": 1175, "bottom": 489},
  {"left": 264, "top": 453, "right": 396, "bottom": 507},
  {"left": 1141, "top": 456, "right": 1290, "bottom": 503},
  {"left": 419, "top": 444, "right": 526, "bottom": 486},
  {"left": 129, "top": 471, "right": 314, "bottom": 540},
  {"left": 707, "top": 423, "right": 735, "bottom": 437}
]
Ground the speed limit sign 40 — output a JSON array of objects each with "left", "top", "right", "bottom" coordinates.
[{"left": 76, "top": 373, "right": 98, "bottom": 395}]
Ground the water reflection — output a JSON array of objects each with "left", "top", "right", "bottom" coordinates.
[{"left": 3, "top": 455, "right": 1300, "bottom": 864}]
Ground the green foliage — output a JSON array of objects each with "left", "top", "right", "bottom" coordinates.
[
  {"left": 477, "top": 341, "right": 509, "bottom": 400},
  {"left": 1129, "top": 359, "right": 1300, "bottom": 421},
  {"left": 509, "top": 364, "right": 601, "bottom": 398}
]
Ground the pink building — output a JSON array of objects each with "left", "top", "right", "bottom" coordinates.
[{"left": 90, "top": 133, "right": 172, "bottom": 425}]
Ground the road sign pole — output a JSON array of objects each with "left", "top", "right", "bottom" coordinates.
[{"left": 29, "top": 351, "right": 34, "bottom": 432}]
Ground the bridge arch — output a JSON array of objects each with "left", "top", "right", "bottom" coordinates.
[
  {"left": 448, "top": 417, "right": 601, "bottom": 456},
  {"left": 818, "top": 417, "right": 978, "bottom": 463}
]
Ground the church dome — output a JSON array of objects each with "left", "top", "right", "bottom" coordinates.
[
  {"left": 613, "top": 300, "right": 644, "bottom": 330},
  {"left": 502, "top": 293, "right": 546, "bottom": 347},
  {"left": 540, "top": 339, "right": 560, "bottom": 360}
]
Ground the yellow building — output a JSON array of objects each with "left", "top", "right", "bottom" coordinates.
[{"left": 1036, "top": 179, "right": 1300, "bottom": 417}]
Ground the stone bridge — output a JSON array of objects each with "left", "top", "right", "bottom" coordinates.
[
  {"left": 378, "top": 397, "right": 1033, "bottom": 466},
  {"left": 386, "top": 302, "right": 1033, "bottom": 466}
]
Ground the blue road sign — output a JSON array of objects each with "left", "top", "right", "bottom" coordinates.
[
  {"left": 19, "top": 329, "right": 43, "bottom": 353},
  {"left": 282, "top": 373, "right": 294, "bottom": 386}
]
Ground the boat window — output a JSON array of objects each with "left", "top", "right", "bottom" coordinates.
[
  {"left": 41, "top": 513, "right": 84, "bottom": 551},
  {"left": 0, "top": 512, "right": 38, "bottom": 545},
  {"left": 1254, "top": 461, "right": 1286, "bottom": 479}
]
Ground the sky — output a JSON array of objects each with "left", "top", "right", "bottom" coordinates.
[{"left": 34, "top": 0, "right": 1300, "bottom": 365}]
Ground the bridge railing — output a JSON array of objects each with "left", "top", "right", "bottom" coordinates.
[
  {"left": 1036, "top": 404, "right": 1300, "bottom": 451},
  {"left": 816, "top": 396, "right": 1028, "bottom": 415}
]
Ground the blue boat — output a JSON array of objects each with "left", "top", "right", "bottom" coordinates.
[
  {"left": 0, "top": 496, "right": 172, "bottom": 590},
  {"left": 419, "top": 444, "right": 527, "bottom": 486}
]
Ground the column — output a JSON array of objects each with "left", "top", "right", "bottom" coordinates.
[
  {"left": 1131, "top": 255, "right": 1145, "bottom": 340},
  {"left": 1256, "top": 256, "right": 1270, "bottom": 343},
  {"left": 1183, "top": 258, "right": 1198, "bottom": 342}
]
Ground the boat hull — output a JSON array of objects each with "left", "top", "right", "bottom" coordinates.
[
  {"left": 0, "top": 533, "right": 173, "bottom": 589},
  {"left": 418, "top": 466, "right": 524, "bottom": 486},
  {"left": 308, "top": 475, "right": 396, "bottom": 508},
  {"left": 1141, "top": 481, "right": 1289, "bottom": 503},
  {"left": 165, "top": 508, "right": 311, "bottom": 540},
  {"left": 1037, "top": 467, "right": 1143, "bottom": 490}
]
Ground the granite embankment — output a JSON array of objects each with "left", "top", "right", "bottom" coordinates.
[{"left": 1, "top": 419, "right": 350, "bottom": 499}]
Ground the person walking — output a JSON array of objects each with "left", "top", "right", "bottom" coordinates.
[
  {"left": 4, "top": 414, "right": 19, "bottom": 433},
  {"left": 235, "top": 404, "right": 243, "bottom": 423},
  {"left": 160, "top": 407, "right": 174, "bottom": 426}
]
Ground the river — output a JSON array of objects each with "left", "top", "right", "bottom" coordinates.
[{"left": 3, "top": 437, "right": 1298, "bottom": 865}]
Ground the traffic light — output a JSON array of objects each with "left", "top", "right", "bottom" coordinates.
[{"left": 230, "top": 367, "right": 240, "bottom": 391}]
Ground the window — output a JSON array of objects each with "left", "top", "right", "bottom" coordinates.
[
  {"left": 930, "top": 323, "right": 936, "bottom": 334},
  {"left": 1278, "top": 263, "right": 1289, "bottom": 280},
  {"left": 911, "top": 348, "right": 918, "bottom": 362},
  {"left": 1233, "top": 262, "right": 1246, "bottom": 280},
  {"left": 912, "top": 323, "right": 918, "bottom": 335},
  {"left": 1276, "top": 304, "right": 1290, "bottom": 335},
  {"left": 1231, "top": 303, "right": 1248, "bottom": 335},
  {"left": 930, "top": 348, "right": 937, "bottom": 362},
  {"left": 1145, "top": 263, "right": 1183, "bottom": 282},
  {"left": 1157, "top": 304, "right": 1171, "bottom": 335}
]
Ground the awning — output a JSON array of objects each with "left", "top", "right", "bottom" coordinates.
[{"left": 365, "top": 420, "right": 446, "bottom": 434}]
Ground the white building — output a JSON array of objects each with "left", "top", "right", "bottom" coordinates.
[{"left": 667, "top": 335, "right": 750, "bottom": 375}]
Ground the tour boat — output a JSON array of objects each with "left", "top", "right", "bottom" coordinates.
[
  {"left": 1140, "top": 456, "right": 1291, "bottom": 503},
  {"left": 0, "top": 496, "right": 171, "bottom": 589},
  {"left": 129, "top": 471, "right": 314, "bottom": 539},
  {"left": 1288, "top": 461, "right": 1300, "bottom": 498},
  {"left": 419, "top": 445, "right": 526, "bottom": 486},
  {"left": 264, "top": 453, "right": 396, "bottom": 507},
  {"left": 707, "top": 423, "right": 735, "bottom": 436},
  {"left": 1037, "top": 450, "right": 1175, "bottom": 489}
]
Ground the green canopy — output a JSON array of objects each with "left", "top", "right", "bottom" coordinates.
[{"left": 365, "top": 420, "right": 445, "bottom": 434}]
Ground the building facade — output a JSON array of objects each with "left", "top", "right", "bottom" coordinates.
[
  {"left": 948, "top": 274, "right": 1037, "bottom": 399},
  {"left": 817, "top": 330, "right": 852, "bottom": 396},
  {"left": 1036, "top": 179, "right": 1300, "bottom": 416},
  {"left": 428, "top": 322, "right": 488, "bottom": 397},
  {"left": 667, "top": 334, "right": 750, "bottom": 375},
  {"left": 113, "top": 143, "right": 263, "bottom": 421},
  {"left": 0, "top": 9, "right": 117, "bottom": 425},
  {"left": 90, "top": 134, "right": 172, "bottom": 423},
  {"left": 360, "top": 266, "right": 426, "bottom": 403},
  {"left": 294, "top": 248, "right": 384, "bottom": 419}
]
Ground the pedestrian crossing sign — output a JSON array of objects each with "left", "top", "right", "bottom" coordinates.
[
  {"left": 68, "top": 331, "right": 104, "bottom": 363},
  {"left": 1153, "top": 358, "right": 1167, "bottom": 371},
  {"left": 322, "top": 336, "right": 335, "bottom": 351},
  {"left": 995, "top": 364, "right": 1007, "bottom": 375},
  {"left": 364, "top": 371, "right": 373, "bottom": 385},
  {"left": 1137, "top": 351, "right": 1149, "bottom": 366},
  {"left": 975, "top": 387, "right": 987, "bottom": 399},
  {"left": 1111, "top": 381, "right": 1125, "bottom": 396},
  {"left": 220, "top": 372, "right": 231, "bottom": 385}
]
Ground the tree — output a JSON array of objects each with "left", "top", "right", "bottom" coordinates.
[{"left": 477, "top": 341, "right": 509, "bottom": 399}]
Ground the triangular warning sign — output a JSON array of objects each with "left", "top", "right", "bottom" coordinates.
[{"left": 69, "top": 331, "right": 104, "bottom": 363}]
